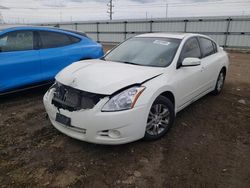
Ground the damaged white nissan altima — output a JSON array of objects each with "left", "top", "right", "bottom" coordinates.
[{"left": 43, "top": 33, "right": 229, "bottom": 145}]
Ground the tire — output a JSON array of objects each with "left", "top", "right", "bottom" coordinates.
[
  {"left": 144, "top": 95, "right": 175, "bottom": 141},
  {"left": 211, "top": 69, "right": 226, "bottom": 95}
]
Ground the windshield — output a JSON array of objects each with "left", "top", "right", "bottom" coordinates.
[{"left": 104, "top": 37, "right": 181, "bottom": 67}]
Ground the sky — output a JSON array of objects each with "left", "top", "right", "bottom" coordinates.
[{"left": 0, "top": 0, "right": 250, "bottom": 23}]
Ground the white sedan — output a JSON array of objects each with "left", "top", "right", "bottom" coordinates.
[{"left": 43, "top": 33, "right": 229, "bottom": 145}]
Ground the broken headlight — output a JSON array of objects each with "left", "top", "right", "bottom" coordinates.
[{"left": 102, "top": 86, "right": 145, "bottom": 112}]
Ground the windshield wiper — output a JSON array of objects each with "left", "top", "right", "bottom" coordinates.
[
  {"left": 119, "top": 61, "right": 147, "bottom": 66},
  {"left": 105, "top": 59, "right": 147, "bottom": 66}
]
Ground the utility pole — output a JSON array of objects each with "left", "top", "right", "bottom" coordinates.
[
  {"left": 60, "top": 11, "right": 62, "bottom": 22},
  {"left": 0, "top": 5, "right": 9, "bottom": 24},
  {"left": 166, "top": 0, "right": 168, "bottom": 18},
  {"left": 107, "top": 0, "right": 114, "bottom": 20},
  {"left": 0, "top": 12, "right": 3, "bottom": 24}
]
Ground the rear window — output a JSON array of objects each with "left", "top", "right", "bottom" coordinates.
[
  {"left": 68, "top": 35, "right": 81, "bottom": 43},
  {"left": 61, "top": 29, "right": 88, "bottom": 38},
  {"left": 38, "top": 31, "right": 79, "bottom": 49}
]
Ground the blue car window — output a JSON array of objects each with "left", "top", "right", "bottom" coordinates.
[
  {"left": 38, "top": 31, "right": 78, "bottom": 49},
  {"left": 0, "top": 31, "right": 34, "bottom": 52},
  {"left": 68, "top": 35, "right": 81, "bottom": 43},
  {"left": 0, "top": 35, "right": 7, "bottom": 46}
]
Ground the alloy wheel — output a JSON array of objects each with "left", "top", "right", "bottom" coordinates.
[
  {"left": 146, "top": 104, "right": 170, "bottom": 136},
  {"left": 217, "top": 72, "right": 224, "bottom": 92}
]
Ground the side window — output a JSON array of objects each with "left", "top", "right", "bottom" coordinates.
[
  {"left": 0, "top": 35, "right": 7, "bottom": 49},
  {"left": 0, "top": 31, "right": 34, "bottom": 52},
  {"left": 179, "top": 37, "right": 201, "bottom": 65},
  {"left": 199, "top": 37, "right": 215, "bottom": 57},
  {"left": 38, "top": 31, "right": 75, "bottom": 49}
]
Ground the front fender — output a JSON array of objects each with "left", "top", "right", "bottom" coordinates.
[{"left": 134, "top": 75, "right": 176, "bottom": 117}]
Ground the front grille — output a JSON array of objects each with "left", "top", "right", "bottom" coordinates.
[{"left": 51, "top": 83, "right": 105, "bottom": 111}]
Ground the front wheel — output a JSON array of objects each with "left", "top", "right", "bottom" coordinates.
[
  {"left": 211, "top": 69, "right": 226, "bottom": 95},
  {"left": 144, "top": 96, "right": 175, "bottom": 141}
]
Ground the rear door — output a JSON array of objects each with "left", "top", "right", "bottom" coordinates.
[
  {"left": 37, "top": 31, "right": 75, "bottom": 81},
  {"left": 0, "top": 30, "right": 41, "bottom": 92}
]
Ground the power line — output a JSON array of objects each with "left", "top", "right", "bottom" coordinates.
[
  {"left": 0, "top": 1, "right": 249, "bottom": 10},
  {"left": 1, "top": 0, "right": 250, "bottom": 23},
  {"left": 0, "top": 5, "right": 9, "bottom": 9},
  {"left": 123, "top": 1, "right": 250, "bottom": 7}
]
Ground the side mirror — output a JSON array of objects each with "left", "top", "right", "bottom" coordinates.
[
  {"left": 0, "top": 47, "right": 2, "bottom": 53},
  {"left": 182, "top": 57, "right": 201, "bottom": 67}
]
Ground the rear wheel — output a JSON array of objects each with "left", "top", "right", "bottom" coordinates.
[
  {"left": 144, "top": 96, "right": 175, "bottom": 141},
  {"left": 211, "top": 69, "right": 225, "bottom": 95}
]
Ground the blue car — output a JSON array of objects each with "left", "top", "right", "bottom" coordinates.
[{"left": 0, "top": 26, "right": 104, "bottom": 94}]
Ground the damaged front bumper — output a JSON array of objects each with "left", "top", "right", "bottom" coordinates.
[{"left": 43, "top": 85, "right": 148, "bottom": 145}]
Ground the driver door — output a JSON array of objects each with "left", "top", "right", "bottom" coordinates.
[
  {"left": 173, "top": 37, "right": 205, "bottom": 111},
  {"left": 0, "top": 30, "right": 42, "bottom": 92}
]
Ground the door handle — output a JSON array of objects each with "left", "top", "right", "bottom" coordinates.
[{"left": 201, "top": 66, "right": 205, "bottom": 72}]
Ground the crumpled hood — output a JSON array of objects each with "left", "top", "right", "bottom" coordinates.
[{"left": 55, "top": 59, "right": 165, "bottom": 95}]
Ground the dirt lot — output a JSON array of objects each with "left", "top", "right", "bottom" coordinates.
[{"left": 0, "top": 50, "right": 250, "bottom": 188}]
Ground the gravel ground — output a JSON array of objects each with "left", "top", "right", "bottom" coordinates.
[{"left": 0, "top": 50, "right": 250, "bottom": 188}]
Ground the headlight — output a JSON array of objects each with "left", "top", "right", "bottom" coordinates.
[{"left": 102, "top": 86, "right": 146, "bottom": 112}]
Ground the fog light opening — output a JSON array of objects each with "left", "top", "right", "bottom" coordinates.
[{"left": 108, "top": 129, "right": 121, "bottom": 139}]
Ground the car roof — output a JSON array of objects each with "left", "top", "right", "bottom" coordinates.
[
  {"left": 0, "top": 25, "right": 88, "bottom": 38},
  {"left": 135, "top": 32, "right": 205, "bottom": 39}
]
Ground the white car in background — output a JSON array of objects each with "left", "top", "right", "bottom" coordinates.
[{"left": 43, "top": 33, "right": 229, "bottom": 145}]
